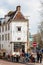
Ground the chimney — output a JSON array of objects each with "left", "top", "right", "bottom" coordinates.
[{"left": 16, "top": 6, "right": 21, "bottom": 12}]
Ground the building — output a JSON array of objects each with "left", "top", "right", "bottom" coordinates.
[
  {"left": 32, "top": 33, "right": 43, "bottom": 48},
  {"left": 0, "top": 6, "right": 29, "bottom": 55}
]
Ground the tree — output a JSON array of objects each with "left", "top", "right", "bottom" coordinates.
[
  {"left": 38, "top": 0, "right": 43, "bottom": 48},
  {"left": 40, "top": 0, "right": 43, "bottom": 20},
  {"left": 38, "top": 23, "right": 43, "bottom": 48}
]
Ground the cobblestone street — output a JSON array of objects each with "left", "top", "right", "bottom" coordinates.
[{"left": 0, "top": 59, "right": 43, "bottom": 65}]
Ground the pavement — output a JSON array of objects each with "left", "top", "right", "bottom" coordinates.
[{"left": 0, "top": 59, "right": 43, "bottom": 65}]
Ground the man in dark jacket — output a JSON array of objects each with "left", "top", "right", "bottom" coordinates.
[
  {"left": 36, "top": 47, "right": 39, "bottom": 62},
  {"left": 37, "top": 49, "right": 42, "bottom": 63},
  {"left": 39, "top": 50, "right": 42, "bottom": 63}
]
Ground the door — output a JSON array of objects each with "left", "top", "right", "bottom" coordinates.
[{"left": 22, "top": 45, "right": 25, "bottom": 53}]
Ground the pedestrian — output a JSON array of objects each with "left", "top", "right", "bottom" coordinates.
[
  {"left": 29, "top": 53, "right": 35, "bottom": 63},
  {"left": 16, "top": 55, "right": 19, "bottom": 62},
  {"left": 11, "top": 55, "right": 14, "bottom": 62},
  {"left": 37, "top": 49, "right": 42, "bottom": 63},
  {"left": 37, "top": 52, "right": 40, "bottom": 63},
  {"left": 39, "top": 50, "right": 42, "bottom": 63}
]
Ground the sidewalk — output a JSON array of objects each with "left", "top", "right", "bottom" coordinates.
[{"left": 27, "top": 63, "right": 43, "bottom": 65}]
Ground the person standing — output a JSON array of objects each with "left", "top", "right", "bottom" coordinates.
[
  {"left": 37, "top": 52, "right": 40, "bottom": 63},
  {"left": 39, "top": 50, "right": 42, "bottom": 63},
  {"left": 37, "top": 49, "right": 42, "bottom": 63}
]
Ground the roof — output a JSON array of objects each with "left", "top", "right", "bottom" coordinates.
[
  {"left": 14, "top": 12, "right": 25, "bottom": 20},
  {"left": 5, "top": 6, "right": 28, "bottom": 22},
  {"left": 0, "top": 6, "right": 28, "bottom": 25},
  {"left": 7, "top": 11, "right": 16, "bottom": 18}
]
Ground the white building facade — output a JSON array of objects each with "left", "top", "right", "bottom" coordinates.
[{"left": 0, "top": 6, "right": 29, "bottom": 55}]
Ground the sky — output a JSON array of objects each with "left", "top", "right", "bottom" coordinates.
[{"left": 0, "top": 0, "right": 41, "bottom": 34}]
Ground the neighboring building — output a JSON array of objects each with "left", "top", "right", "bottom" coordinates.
[
  {"left": 32, "top": 33, "right": 43, "bottom": 48},
  {"left": 0, "top": 6, "right": 29, "bottom": 55},
  {"left": 32, "top": 33, "right": 40, "bottom": 44}
]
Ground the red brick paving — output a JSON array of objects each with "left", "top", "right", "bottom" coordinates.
[
  {"left": 0, "top": 59, "right": 25, "bottom": 65},
  {"left": 0, "top": 59, "right": 43, "bottom": 65}
]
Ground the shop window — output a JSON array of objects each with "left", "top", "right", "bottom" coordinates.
[{"left": 14, "top": 43, "right": 21, "bottom": 52}]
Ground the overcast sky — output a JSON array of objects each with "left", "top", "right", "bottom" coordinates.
[{"left": 0, "top": 0, "right": 41, "bottom": 34}]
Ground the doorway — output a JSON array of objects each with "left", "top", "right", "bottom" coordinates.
[{"left": 22, "top": 45, "right": 25, "bottom": 53}]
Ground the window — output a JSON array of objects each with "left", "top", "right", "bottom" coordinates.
[
  {"left": 17, "top": 37, "right": 21, "bottom": 40},
  {"left": 17, "top": 26, "right": 21, "bottom": 31},
  {"left": 0, "top": 27, "right": 1, "bottom": 32},
  {"left": 14, "top": 43, "right": 21, "bottom": 51},
  {"left": 8, "top": 24, "right": 10, "bottom": 30},
  {"left": 2, "top": 44, "right": 3, "bottom": 48},
  {"left": 5, "top": 25, "right": 7, "bottom": 31},
  {"left": 0, "top": 35, "right": 1, "bottom": 41},
  {"left": 2, "top": 35, "right": 4, "bottom": 40},
  {"left": 2, "top": 26, "right": 4, "bottom": 32},
  {"left": 8, "top": 33, "right": 10, "bottom": 40},
  {"left": 0, "top": 44, "right": 1, "bottom": 49},
  {"left": 5, "top": 34, "right": 7, "bottom": 40}
]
